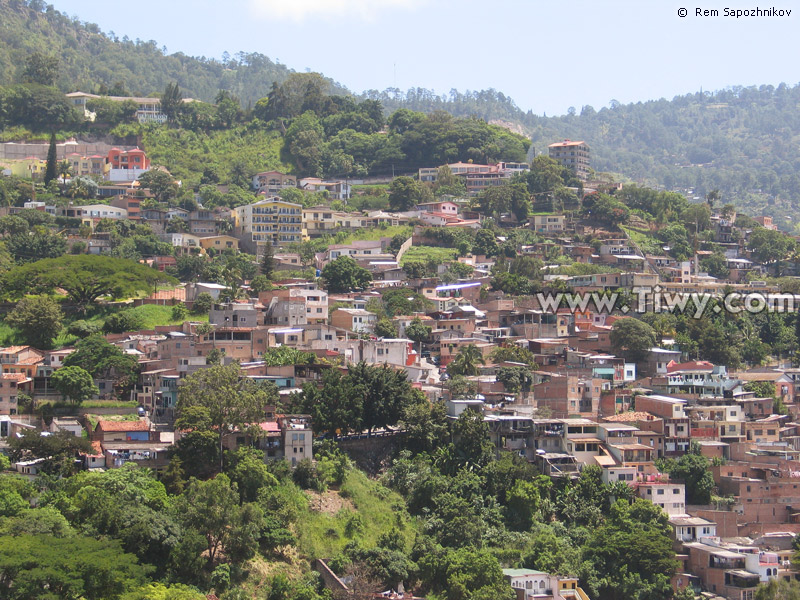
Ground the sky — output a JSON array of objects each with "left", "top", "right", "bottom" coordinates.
[{"left": 51, "top": 0, "right": 799, "bottom": 116}]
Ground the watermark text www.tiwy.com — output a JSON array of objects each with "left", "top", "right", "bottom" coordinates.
[{"left": 536, "top": 287, "right": 799, "bottom": 318}]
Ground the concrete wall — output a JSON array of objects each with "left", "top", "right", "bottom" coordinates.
[{"left": 0, "top": 141, "right": 137, "bottom": 161}]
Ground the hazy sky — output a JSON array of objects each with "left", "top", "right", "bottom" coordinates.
[{"left": 52, "top": 0, "right": 799, "bottom": 115}]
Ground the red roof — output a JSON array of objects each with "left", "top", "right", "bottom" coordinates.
[
  {"left": 666, "top": 360, "right": 714, "bottom": 373},
  {"left": 83, "top": 441, "right": 104, "bottom": 458},
  {"left": 96, "top": 420, "right": 149, "bottom": 432},
  {"left": 259, "top": 421, "right": 280, "bottom": 433}
]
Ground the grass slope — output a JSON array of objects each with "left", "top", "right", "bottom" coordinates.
[
  {"left": 0, "top": 303, "right": 207, "bottom": 349},
  {"left": 289, "top": 469, "right": 416, "bottom": 560},
  {"left": 399, "top": 245, "right": 458, "bottom": 266}
]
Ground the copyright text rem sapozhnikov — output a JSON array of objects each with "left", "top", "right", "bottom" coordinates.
[{"left": 696, "top": 7, "right": 792, "bottom": 17}]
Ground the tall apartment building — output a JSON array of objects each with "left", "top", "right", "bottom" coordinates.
[
  {"left": 233, "top": 198, "right": 305, "bottom": 252},
  {"left": 548, "top": 140, "right": 590, "bottom": 180}
]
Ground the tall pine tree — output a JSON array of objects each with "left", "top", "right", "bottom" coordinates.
[
  {"left": 260, "top": 240, "right": 275, "bottom": 279},
  {"left": 44, "top": 132, "right": 57, "bottom": 185}
]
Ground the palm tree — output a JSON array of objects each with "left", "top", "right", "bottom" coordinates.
[
  {"left": 448, "top": 344, "right": 485, "bottom": 376},
  {"left": 57, "top": 160, "right": 72, "bottom": 186}
]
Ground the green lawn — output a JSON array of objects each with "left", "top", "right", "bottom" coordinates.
[
  {"left": 399, "top": 245, "right": 458, "bottom": 266},
  {"left": 0, "top": 303, "right": 208, "bottom": 349},
  {"left": 338, "top": 225, "right": 412, "bottom": 245}
]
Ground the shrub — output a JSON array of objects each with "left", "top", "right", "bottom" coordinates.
[
  {"left": 102, "top": 310, "right": 145, "bottom": 333},
  {"left": 67, "top": 320, "right": 101, "bottom": 338}
]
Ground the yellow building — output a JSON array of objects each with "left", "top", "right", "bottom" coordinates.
[
  {"left": 65, "top": 153, "right": 109, "bottom": 177},
  {"left": 5, "top": 157, "right": 47, "bottom": 178},
  {"left": 198, "top": 235, "right": 240, "bottom": 252},
  {"left": 234, "top": 198, "right": 306, "bottom": 249}
]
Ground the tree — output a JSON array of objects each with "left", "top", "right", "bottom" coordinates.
[
  {"left": 610, "top": 318, "right": 656, "bottom": 364},
  {"left": 0, "top": 534, "right": 148, "bottom": 600},
  {"left": 348, "top": 362, "right": 418, "bottom": 434},
  {"left": 299, "top": 369, "right": 362, "bottom": 436},
  {"left": 103, "top": 310, "right": 146, "bottom": 334},
  {"left": 447, "top": 344, "right": 485, "bottom": 376},
  {"left": 582, "top": 193, "right": 629, "bottom": 227},
  {"left": 406, "top": 316, "right": 432, "bottom": 356},
  {"left": 400, "top": 399, "right": 449, "bottom": 454},
  {"left": 472, "top": 229, "right": 499, "bottom": 257},
  {"left": 175, "top": 474, "right": 261, "bottom": 568},
  {"left": 67, "top": 175, "right": 98, "bottom": 199},
  {"left": 489, "top": 345, "right": 538, "bottom": 367},
  {"left": 8, "top": 429, "right": 93, "bottom": 474},
  {"left": 5, "top": 295, "right": 63, "bottom": 348},
  {"left": 388, "top": 176, "right": 430, "bottom": 211},
  {"left": 225, "top": 447, "right": 278, "bottom": 503},
  {"left": 321, "top": 256, "right": 371, "bottom": 293},
  {"left": 20, "top": 52, "right": 59, "bottom": 86},
  {"left": 755, "top": 579, "right": 800, "bottom": 600},
  {"left": 6, "top": 229, "right": 67, "bottom": 262},
  {"left": 192, "top": 292, "right": 214, "bottom": 314},
  {"left": 51, "top": 365, "right": 98, "bottom": 404},
  {"left": 700, "top": 251, "right": 730, "bottom": 279},
  {"left": 4, "top": 255, "right": 174, "bottom": 310},
  {"left": 583, "top": 499, "right": 677, "bottom": 600},
  {"left": 260, "top": 239, "right": 276, "bottom": 278},
  {"left": 656, "top": 448, "right": 715, "bottom": 505},
  {"left": 451, "top": 408, "right": 494, "bottom": 469},
  {"left": 477, "top": 183, "right": 531, "bottom": 222},
  {"left": 374, "top": 316, "right": 398, "bottom": 339},
  {"left": 749, "top": 228, "right": 795, "bottom": 265},
  {"left": 138, "top": 170, "right": 178, "bottom": 203},
  {"left": 249, "top": 275, "right": 273, "bottom": 294},
  {"left": 433, "top": 546, "right": 513, "bottom": 600},
  {"left": 63, "top": 335, "right": 139, "bottom": 394},
  {"left": 44, "top": 132, "right": 57, "bottom": 185},
  {"left": 161, "top": 82, "right": 183, "bottom": 124},
  {"left": 176, "top": 362, "right": 278, "bottom": 469},
  {"left": 496, "top": 366, "right": 535, "bottom": 394}
]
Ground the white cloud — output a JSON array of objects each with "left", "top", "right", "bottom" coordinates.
[{"left": 249, "top": 0, "right": 426, "bottom": 22}]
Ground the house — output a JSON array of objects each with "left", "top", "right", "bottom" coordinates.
[
  {"left": 94, "top": 419, "right": 152, "bottom": 442},
  {"left": 298, "top": 177, "right": 350, "bottom": 200},
  {"left": 49, "top": 417, "right": 83, "bottom": 436},
  {"left": 198, "top": 235, "right": 239, "bottom": 252},
  {"left": 530, "top": 214, "right": 566, "bottom": 233},
  {"left": 637, "top": 482, "right": 687, "bottom": 516},
  {"left": 0, "top": 373, "right": 29, "bottom": 415},
  {"left": 330, "top": 308, "right": 377, "bottom": 334},
  {"left": 416, "top": 201, "right": 459, "bottom": 216},
  {"left": 66, "top": 92, "right": 169, "bottom": 124},
  {"left": 633, "top": 394, "right": 691, "bottom": 456},
  {"left": 252, "top": 171, "right": 297, "bottom": 195},
  {"left": 503, "top": 569, "right": 590, "bottom": 600}
]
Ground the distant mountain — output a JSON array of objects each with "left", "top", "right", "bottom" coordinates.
[{"left": 0, "top": 0, "right": 345, "bottom": 106}]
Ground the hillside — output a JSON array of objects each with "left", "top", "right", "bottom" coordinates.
[
  {"left": 0, "top": 0, "right": 344, "bottom": 105},
  {"left": 364, "top": 85, "right": 800, "bottom": 228},
  {"left": 4, "top": 1, "right": 800, "bottom": 226}
]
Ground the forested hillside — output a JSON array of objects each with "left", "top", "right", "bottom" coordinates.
[
  {"left": 363, "top": 85, "right": 800, "bottom": 228},
  {"left": 0, "top": 0, "right": 344, "bottom": 105},
  {"left": 4, "top": 0, "right": 800, "bottom": 226}
]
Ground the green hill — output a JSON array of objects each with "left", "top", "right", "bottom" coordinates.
[
  {"left": 0, "top": 0, "right": 344, "bottom": 105},
  {"left": 3, "top": 1, "right": 800, "bottom": 226},
  {"left": 364, "top": 85, "right": 800, "bottom": 228}
]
